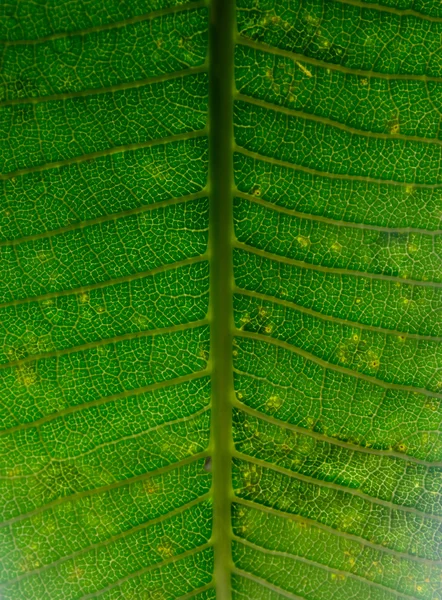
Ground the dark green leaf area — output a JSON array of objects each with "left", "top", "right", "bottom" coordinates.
[
  {"left": 234, "top": 293, "right": 442, "bottom": 392},
  {"left": 0, "top": 137, "right": 208, "bottom": 243},
  {"left": 234, "top": 153, "right": 442, "bottom": 231},
  {"left": 236, "top": 0, "right": 442, "bottom": 76},
  {"left": 232, "top": 458, "right": 442, "bottom": 561},
  {"left": 0, "top": 7, "right": 208, "bottom": 100},
  {"left": 233, "top": 409, "right": 442, "bottom": 515},
  {"left": 233, "top": 337, "right": 442, "bottom": 462},
  {"left": 1, "top": 73, "right": 207, "bottom": 174},
  {"left": 234, "top": 249, "right": 442, "bottom": 337},
  {"left": 232, "top": 503, "right": 442, "bottom": 599},
  {"left": 1, "top": 197, "right": 208, "bottom": 303},
  {"left": 1, "top": 503, "right": 213, "bottom": 599}
]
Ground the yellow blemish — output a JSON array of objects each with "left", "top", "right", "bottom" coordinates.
[
  {"left": 405, "top": 185, "right": 414, "bottom": 195},
  {"left": 331, "top": 241, "right": 342, "bottom": 252},
  {"left": 265, "top": 394, "right": 283, "bottom": 412},
  {"left": 157, "top": 539, "right": 174, "bottom": 558},
  {"left": 16, "top": 365, "right": 38, "bottom": 387},
  {"left": 296, "top": 235, "right": 310, "bottom": 247},
  {"left": 408, "top": 243, "right": 418, "bottom": 253},
  {"left": 295, "top": 61, "right": 312, "bottom": 77}
]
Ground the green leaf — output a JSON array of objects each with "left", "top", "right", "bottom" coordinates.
[{"left": 1, "top": 0, "right": 441, "bottom": 598}]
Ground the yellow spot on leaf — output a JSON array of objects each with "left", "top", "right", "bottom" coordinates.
[
  {"left": 296, "top": 235, "right": 310, "bottom": 248},
  {"left": 295, "top": 61, "right": 312, "bottom": 77}
]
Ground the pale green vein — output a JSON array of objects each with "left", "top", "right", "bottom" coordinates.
[
  {"left": 2, "top": 407, "right": 210, "bottom": 481},
  {"left": 1, "top": 494, "right": 211, "bottom": 587},
  {"left": 234, "top": 451, "right": 442, "bottom": 523},
  {"left": 209, "top": 0, "right": 235, "bottom": 597},
  {"left": 0, "top": 190, "right": 208, "bottom": 247},
  {"left": 0, "top": 66, "right": 208, "bottom": 107},
  {"left": 0, "top": 320, "right": 209, "bottom": 371},
  {"left": 234, "top": 242, "right": 442, "bottom": 289},
  {"left": 236, "top": 36, "right": 442, "bottom": 83},
  {"left": 80, "top": 542, "right": 213, "bottom": 599},
  {"left": 0, "top": 453, "right": 209, "bottom": 528},
  {"left": 235, "top": 288, "right": 442, "bottom": 342},
  {"left": 233, "top": 537, "right": 420, "bottom": 600},
  {"left": 235, "top": 329, "right": 442, "bottom": 399},
  {"left": 236, "top": 94, "right": 442, "bottom": 147},
  {"left": 0, "top": 129, "right": 207, "bottom": 181},
  {"left": 232, "top": 569, "right": 306, "bottom": 600},
  {"left": 1, "top": 1, "right": 207, "bottom": 46},
  {"left": 0, "top": 370, "right": 210, "bottom": 438},
  {"left": 335, "top": 0, "right": 442, "bottom": 23},
  {"left": 235, "top": 146, "right": 442, "bottom": 190},
  {"left": 177, "top": 584, "right": 215, "bottom": 599},
  {"left": 0, "top": 254, "right": 208, "bottom": 310},
  {"left": 235, "top": 191, "right": 442, "bottom": 235},
  {"left": 233, "top": 498, "right": 442, "bottom": 566},
  {"left": 234, "top": 400, "right": 442, "bottom": 468}
]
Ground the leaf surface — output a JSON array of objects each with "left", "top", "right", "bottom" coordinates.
[{"left": 1, "top": 0, "right": 442, "bottom": 598}]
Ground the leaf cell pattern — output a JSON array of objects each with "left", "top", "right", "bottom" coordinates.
[
  {"left": 0, "top": 0, "right": 441, "bottom": 599},
  {"left": 232, "top": 0, "right": 442, "bottom": 598}
]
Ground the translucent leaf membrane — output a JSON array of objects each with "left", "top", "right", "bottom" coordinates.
[
  {"left": 2, "top": 0, "right": 442, "bottom": 597},
  {"left": 0, "top": 2, "right": 212, "bottom": 598},
  {"left": 232, "top": 0, "right": 442, "bottom": 597}
]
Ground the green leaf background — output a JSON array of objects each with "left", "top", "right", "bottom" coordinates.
[{"left": 1, "top": 0, "right": 442, "bottom": 598}]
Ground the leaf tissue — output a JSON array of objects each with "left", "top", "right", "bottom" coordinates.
[{"left": 0, "top": 0, "right": 441, "bottom": 598}]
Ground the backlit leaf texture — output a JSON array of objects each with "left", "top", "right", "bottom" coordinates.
[{"left": 1, "top": 0, "right": 442, "bottom": 598}]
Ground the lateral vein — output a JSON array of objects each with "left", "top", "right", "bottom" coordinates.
[
  {"left": 0, "top": 495, "right": 211, "bottom": 586},
  {"left": 0, "top": 453, "right": 209, "bottom": 528},
  {"left": 234, "top": 242, "right": 442, "bottom": 289},
  {"left": 236, "top": 36, "right": 442, "bottom": 83},
  {"left": 234, "top": 400, "right": 442, "bottom": 468},
  {"left": 233, "top": 498, "right": 442, "bottom": 566},
  {"left": 0, "top": 66, "right": 207, "bottom": 107},
  {"left": 0, "top": 320, "right": 209, "bottom": 370},
  {"left": 233, "top": 537, "right": 420, "bottom": 600},
  {"left": 235, "top": 287, "right": 442, "bottom": 342},
  {"left": 1, "top": 2, "right": 207, "bottom": 46},
  {"left": 0, "top": 130, "right": 207, "bottom": 181},
  {"left": 236, "top": 94, "right": 442, "bottom": 147},
  {"left": 0, "top": 254, "right": 208, "bottom": 310},
  {"left": 234, "top": 329, "right": 442, "bottom": 399},
  {"left": 234, "top": 451, "right": 442, "bottom": 523},
  {"left": 235, "top": 146, "right": 442, "bottom": 189},
  {"left": 235, "top": 191, "right": 442, "bottom": 235},
  {"left": 0, "top": 370, "right": 210, "bottom": 438}
]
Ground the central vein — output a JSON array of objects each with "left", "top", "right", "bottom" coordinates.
[{"left": 209, "top": 0, "right": 235, "bottom": 597}]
